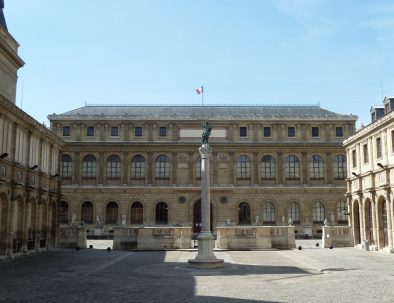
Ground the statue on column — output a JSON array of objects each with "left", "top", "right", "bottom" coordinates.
[{"left": 202, "top": 122, "right": 212, "bottom": 145}]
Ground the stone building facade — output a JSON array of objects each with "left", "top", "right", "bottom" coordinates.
[
  {"left": 0, "top": 2, "right": 63, "bottom": 258},
  {"left": 49, "top": 105, "right": 356, "bottom": 238},
  {"left": 344, "top": 96, "right": 394, "bottom": 252}
]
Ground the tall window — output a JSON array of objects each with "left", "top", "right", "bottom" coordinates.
[
  {"left": 61, "top": 154, "right": 72, "bottom": 178},
  {"left": 334, "top": 155, "right": 346, "bottom": 179},
  {"left": 155, "top": 155, "right": 170, "bottom": 179},
  {"left": 263, "top": 202, "right": 276, "bottom": 225},
  {"left": 336, "top": 127, "right": 343, "bottom": 137},
  {"left": 309, "top": 155, "right": 324, "bottom": 179},
  {"left": 82, "top": 154, "right": 97, "bottom": 178},
  {"left": 240, "top": 127, "right": 247, "bottom": 137},
  {"left": 107, "top": 155, "right": 121, "bottom": 178},
  {"left": 238, "top": 202, "right": 251, "bottom": 225},
  {"left": 156, "top": 202, "right": 168, "bottom": 224},
  {"left": 87, "top": 126, "right": 94, "bottom": 136},
  {"left": 106, "top": 202, "right": 118, "bottom": 224},
  {"left": 263, "top": 127, "right": 271, "bottom": 137},
  {"left": 195, "top": 156, "right": 201, "bottom": 179},
  {"left": 81, "top": 201, "right": 93, "bottom": 224},
  {"left": 111, "top": 126, "right": 119, "bottom": 136},
  {"left": 135, "top": 126, "right": 142, "bottom": 137},
  {"left": 352, "top": 150, "right": 357, "bottom": 167},
  {"left": 363, "top": 144, "right": 369, "bottom": 163},
  {"left": 337, "top": 201, "right": 348, "bottom": 224},
  {"left": 391, "top": 130, "right": 394, "bottom": 152},
  {"left": 311, "top": 127, "right": 319, "bottom": 137},
  {"left": 313, "top": 202, "right": 325, "bottom": 223},
  {"left": 62, "top": 126, "right": 70, "bottom": 137},
  {"left": 376, "top": 137, "right": 382, "bottom": 158},
  {"left": 285, "top": 155, "right": 300, "bottom": 179},
  {"left": 288, "top": 127, "right": 296, "bottom": 137},
  {"left": 131, "top": 202, "right": 143, "bottom": 224},
  {"left": 131, "top": 155, "right": 145, "bottom": 179},
  {"left": 288, "top": 202, "right": 300, "bottom": 224},
  {"left": 236, "top": 155, "right": 251, "bottom": 179},
  {"left": 159, "top": 127, "right": 167, "bottom": 137},
  {"left": 261, "top": 155, "right": 275, "bottom": 179}
]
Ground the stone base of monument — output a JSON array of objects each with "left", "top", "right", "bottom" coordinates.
[{"left": 188, "top": 232, "right": 224, "bottom": 269}]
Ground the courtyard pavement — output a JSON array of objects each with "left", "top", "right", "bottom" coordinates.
[{"left": 0, "top": 240, "right": 393, "bottom": 303}]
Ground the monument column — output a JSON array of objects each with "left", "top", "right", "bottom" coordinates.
[{"left": 189, "top": 122, "right": 224, "bottom": 269}]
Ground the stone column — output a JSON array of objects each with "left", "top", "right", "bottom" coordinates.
[
  {"left": 385, "top": 192, "right": 393, "bottom": 249},
  {"left": 122, "top": 151, "right": 129, "bottom": 185},
  {"left": 371, "top": 193, "right": 378, "bottom": 247},
  {"left": 326, "top": 151, "right": 332, "bottom": 184},
  {"left": 188, "top": 143, "right": 224, "bottom": 269},
  {"left": 277, "top": 151, "right": 283, "bottom": 185}
]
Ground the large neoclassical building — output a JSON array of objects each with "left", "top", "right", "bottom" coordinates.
[
  {"left": 0, "top": 2, "right": 63, "bottom": 258},
  {"left": 344, "top": 97, "right": 394, "bottom": 252},
  {"left": 49, "top": 105, "right": 356, "bottom": 237}
]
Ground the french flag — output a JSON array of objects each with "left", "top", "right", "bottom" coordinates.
[{"left": 196, "top": 86, "right": 203, "bottom": 95}]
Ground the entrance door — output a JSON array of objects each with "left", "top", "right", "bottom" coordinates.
[
  {"left": 193, "top": 200, "right": 213, "bottom": 233},
  {"left": 383, "top": 200, "right": 388, "bottom": 247}
]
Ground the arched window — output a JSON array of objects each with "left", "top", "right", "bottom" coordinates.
[
  {"left": 334, "top": 155, "right": 347, "bottom": 179},
  {"left": 130, "top": 202, "right": 143, "bottom": 224},
  {"left": 81, "top": 201, "right": 93, "bottom": 224},
  {"left": 313, "top": 202, "right": 325, "bottom": 223},
  {"left": 58, "top": 201, "right": 69, "bottom": 224},
  {"left": 288, "top": 202, "right": 300, "bottom": 224},
  {"left": 107, "top": 155, "right": 121, "bottom": 179},
  {"left": 61, "top": 154, "right": 72, "bottom": 178},
  {"left": 263, "top": 202, "right": 276, "bottom": 225},
  {"left": 82, "top": 154, "right": 97, "bottom": 178},
  {"left": 236, "top": 155, "right": 251, "bottom": 179},
  {"left": 285, "top": 155, "right": 300, "bottom": 179},
  {"left": 337, "top": 201, "right": 348, "bottom": 224},
  {"left": 310, "top": 155, "right": 324, "bottom": 179},
  {"left": 155, "top": 155, "right": 170, "bottom": 179},
  {"left": 106, "top": 202, "right": 118, "bottom": 224},
  {"left": 131, "top": 155, "right": 145, "bottom": 179},
  {"left": 195, "top": 156, "right": 201, "bottom": 179},
  {"left": 238, "top": 202, "right": 251, "bottom": 225},
  {"left": 261, "top": 155, "right": 275, "bottom": 179},
  {"left": 156, "top": 202, "right": 168, "bottom": 224}
]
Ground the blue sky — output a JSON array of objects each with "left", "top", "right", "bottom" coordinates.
[{"left": 4, "top": 0, "right": 394, "bottom": 127}]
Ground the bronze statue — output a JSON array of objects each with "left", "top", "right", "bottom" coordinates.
[{"left": 202, "top": 122, "right": 212, "bottom": 144}]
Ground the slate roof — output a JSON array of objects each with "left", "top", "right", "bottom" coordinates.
[
  {"left": 49, "top": 104, "right": 357, "bottom": 122},
  {"left": 0, "top": 0, "right": 7, "bottom": 31}
]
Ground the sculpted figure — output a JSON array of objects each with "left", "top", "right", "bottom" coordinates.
[{"left": 202, "top": 122, "right": 212, "bottom": 145}]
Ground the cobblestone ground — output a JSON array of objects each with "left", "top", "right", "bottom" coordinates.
[{"left": 0, "top": 241, "right": 393, "bottom": 303}]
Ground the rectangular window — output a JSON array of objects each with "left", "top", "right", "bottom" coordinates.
[
  {"left": 263, "top": 127, "right": 271, "bottom": 137},
  {"left": 392, "top": 130, "right": 394, "bottom": 152},
  {"left": 62, "top": 126, "right": 71, "bottom": 137},
  {"left": 87, "top": 126, "right": 94, "bottom": 136},
  {"left": 111, "top": 126, "right": 119, "bottom": 137},
  {"left": 336, "top": 127, "right": 343, "bottom": 137},
  {"left": 311, "top": 127, "right": 319, "bottom": 137},
  {"left": 240, "top": 127, "right": 247, "bottom": 137},
  {"left": 363, "top": 144, "right": 368, "bottom": 164},
  {"left": 159, "top": 127, "right": 167, "bottom": 137},
  {"left": 376, "top": 137, "right": 382, "bottom": 158},
  {"left": 288, "top": 127, "right": 295, "bottom": 137},
  {"left": 352, "top": 150, "right": 357, "bottom": 168},
  {"left": 135, "top": 126, "right": 142, "bottom": 137}
]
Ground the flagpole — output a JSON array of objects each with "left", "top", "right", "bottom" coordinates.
[{"left": 201, "top": 84, "right": 204, "bottom": 107}]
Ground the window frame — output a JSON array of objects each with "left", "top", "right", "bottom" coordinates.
[
  {"left": 62, "top": 126, "right": 71, "bottom": 137},
  {"left": 86, "top": 126, "right": 95, "bottom": 137},
  {"left": 263, "top": 126, "right": 271, "bottom": 138},
  {"left": 236, "top": 155, "right": 251, "bottom": 179},
  {"left": 239, "top": 127, "right": 247, "bottom": 137},
  {"left": 336, "top": 127, "right": 343, "bottom": 137},
  {"left": 309, "top": 155, "right": 324, "bottom": 180},
  {"left": 159, "top": 127, "right": 167, "bottom": 137},
  {"left": 135, "top": 126, "right": 143, "bottom": 137},
  {"left": 106, "top": 155, "right": 121, "bottom": 179},
  {"left": 311, "top": 127, "right": 319, "bottom": 138},
  {"left": 285, "top": 155, "right": 300, "bottom": 179},
  {"left": 155, "top": 155, "right": 170, "bottom": 179},
  {"left": 287, "top": 127, "right": 296, "bottom": 138},
  {"left": 111, "top": 126, "right": 119, "bottom": 137},
  {"left": 261, "top": 155, "right": 275, "bottom": 179},
  {"left": 131, "top": 155, "right": 146, "bottom": 179}
]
